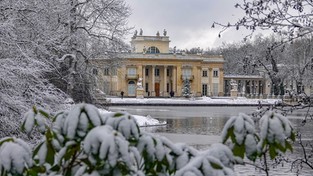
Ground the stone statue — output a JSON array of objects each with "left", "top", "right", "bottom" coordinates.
[
  {"left": 133, "top": 30, "right": 137, "bottom": 38},
  {"left": 137, "top": 78, "right": 143, "bottom": 89},
  {"left": 136, "top": 78, "right": 144, "bottom": 98},
  {"left": 143, "top": 46, "right": 146, "bottom": 54},
  {"left": 156, "top": 31, "right": 160, "bottom": 36},
  {"left": 230, "top": 79, "right": 238, "bottom": 91},
  {"left": 163, "top": 29, "right": 167, "bottom": 36},
  {"left": 139, "top": 28, "right": 143, "bottom": 35},
  {"left": 173, "top": 46, "right": 176, "bottom": 54}
]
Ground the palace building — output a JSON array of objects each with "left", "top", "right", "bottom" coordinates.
[
  {"left": 91, "top": 30, "right": 313, "bottom": 99},
  {"left": 91, "top": 31, "right": 225, "bottom": 97}
]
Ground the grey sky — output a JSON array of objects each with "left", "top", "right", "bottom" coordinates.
[{"left": 124, "top": 0, "right": 253, "bottom": 50}]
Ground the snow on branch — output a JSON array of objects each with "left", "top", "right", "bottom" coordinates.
[{"left": 0, "top": 103, "right": 296, "bottom": 175}]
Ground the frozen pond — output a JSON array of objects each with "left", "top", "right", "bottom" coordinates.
[{"left": 109, "top": 106, "right": 313, "bottom": 175}]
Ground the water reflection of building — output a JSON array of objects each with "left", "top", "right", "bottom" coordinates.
[{"left": 165, "top": 116, "right": 228, "bottom": 135}]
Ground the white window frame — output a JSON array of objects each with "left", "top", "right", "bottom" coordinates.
[
  {"left": 127, "top": 67, "right": 137, "bottom": 76},
  {"left": 182, "top": 68, "right": 192, "bottom": 79},
  {"left": 213, "top": 70, "right": 219, "bottom": 77}
]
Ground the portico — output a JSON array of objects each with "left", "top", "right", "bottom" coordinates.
[{"left": 121, "top": 58, "right": 209, "bottom": 97}]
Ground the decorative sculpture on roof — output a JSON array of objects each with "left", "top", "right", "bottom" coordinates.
[
  {"left": 163, "top": 29, "right": 167, "bottom": 36},
  {"left": 139, "top": 28, "right": 143, "bottom": 35},
  {"left": 133, "top": 30, "right": 137, "bottom": 38},
  {"left": 143, "top": 46, "right": 146, "bottom": 54}
]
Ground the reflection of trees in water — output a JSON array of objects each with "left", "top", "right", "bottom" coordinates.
[
  {"left": 152, "top": 117, "right": 229, "bottom": 135},
  {"left": 290, "top": 118, "right": 313, "bottom": 139}
]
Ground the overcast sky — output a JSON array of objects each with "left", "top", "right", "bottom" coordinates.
[{"left": 124, "top": 0, "right": 256, "bottom": 50}]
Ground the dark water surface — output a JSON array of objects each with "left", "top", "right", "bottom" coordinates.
[{"left": 109, "top": 106, "right": 313, "bottom": 175}]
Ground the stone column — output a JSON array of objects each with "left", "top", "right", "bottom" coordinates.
[
  {"left": 142, "top": 65, "right": 146, "bottom": 95},
  {"left": 255, "top": 81, "right": 259, "bottom": 98},
  {"left": 176, "top": 65, "right": 182, "bottom": 95},
  {"left": 251, "top": 80, "right": 254, "bottom": 98},
  {"left": 163, "top": 66, "right": 168, "bottom": 97},
  {"left": 250, "top": 80, "right": 253, "bottom": 98},
  {"left": 219, "top": 68, "right": 224, "bottom": 96},
  {"left": 208, "top": 68, "right": 212, "bottom": 96},
  {"left": 137, "top": 65, "right": 143, "bottom": 78},
  {"left": 242, "top": 80, "right": 246, "bottom": 97},
  {"left": 172, "top": 66, "right": 177, "bottom": 93},
  {"left": 151, "top": 65, "right": 155, "bottom": 96},
  {"left": 258, "top": 81, "right": 262, "bottom": 99},
  {"left": 196, "top": 66, "right": 202, "bottom": 96},
  {"left": 238, "top": 80, "right": 241, "bottom": 96}
]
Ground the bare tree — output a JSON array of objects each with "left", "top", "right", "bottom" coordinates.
[
  {"left": 213, "top": 0, "right": 313, "bottom": 173},
  {"left": 0, "top": 0, "right": 131, "bottom": 138},
  {"left": 285, "top": 36, "right": 313, "bottom": 94},
  {"left": 213, "top": 0, "right": 313, "bottom": 43},
  {"left": 46, "top": 0, "right": 131, "bottom": 102},
  {"left": 211, "top": 41, "right": 257, "bottom": 75},
  {"left": 212, "top": 0, "right": 313, "bottom": 95}
]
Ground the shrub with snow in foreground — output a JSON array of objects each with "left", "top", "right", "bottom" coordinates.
[{"left": 0, "top": 104, "right": 294, "bottom": 175}]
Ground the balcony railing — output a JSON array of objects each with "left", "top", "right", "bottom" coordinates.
[
  {"left": 125, "top": 74, "right": 139, "bottom": 80},
  {"left": 181, "top": 75, "right": 194, "bottom": 81}
]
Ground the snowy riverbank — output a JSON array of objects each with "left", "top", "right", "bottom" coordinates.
[
  {"left": 98, "top": 109, "right": 166, "bottom": 127},
  {"left": 107, "top": 96, "right": 281, "bottom": 106}
]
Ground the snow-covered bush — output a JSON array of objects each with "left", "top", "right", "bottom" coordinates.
[
  {"left": 221, "top": 113, "right": 259, "bottom": 161},
  {"left": 0, "top": 137, "right": 33, "bottom": 175},
  {"left": 0, "top": 103, "right": 239, "bottom": 176},
  {"left": 258, "top": 111, "right": 295, "bottom": 159},
  {"left": 0, "top": 103, "right": 296, "bottom": 176},
  {"left": 221, "top": 111, "right": 295, "bottom": 175}
]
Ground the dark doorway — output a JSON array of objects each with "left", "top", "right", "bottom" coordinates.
[{"left": 155, "top": 83, "right": 160, "bottom": 97}]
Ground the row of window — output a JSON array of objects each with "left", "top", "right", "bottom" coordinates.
[
  {"left": 202, "top": 83, "right": 219, "bottom": 96},
  {"left": 94, "top": 67, "right": 219, "bottom": 77},
  {"left": 145, "top": 68, "right": 170, "bottom": 77},
  {"left": 202, "top": 70, "right": 219, "bottom": 77},
  {"left": 92, "top": 68, "right": 117, "bottom": 76},
  {"left": 141, "top": 68, "right": 219, "bottom": 77}
]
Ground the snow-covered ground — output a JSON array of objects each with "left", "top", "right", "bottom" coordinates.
[
  {"left": 98, "top": 109, "right": 166, "bottom": 127},
  {"left": 108, "top": 96, "right": 281, "bottom": 105}
]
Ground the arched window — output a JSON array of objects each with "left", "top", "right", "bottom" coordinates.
[{"left": 147, "top": 46, "right": 160, "bottom": 54}]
